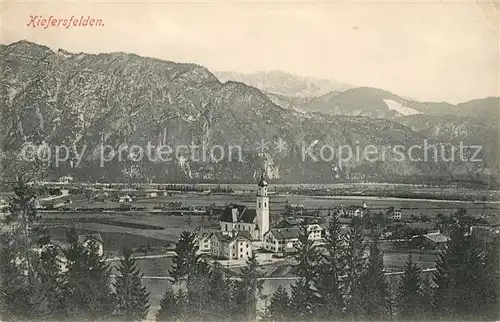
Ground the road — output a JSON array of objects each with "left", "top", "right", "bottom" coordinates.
[
  {"left": 105, "top": 252, "right": 176, "bottom": 262},
  {"left": 110, "top": 268, "right": 437, "bottom": 281}
]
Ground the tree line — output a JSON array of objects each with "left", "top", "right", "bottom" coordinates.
[{"left": 1, "top": 183, "right": 499, "bottom": 321}]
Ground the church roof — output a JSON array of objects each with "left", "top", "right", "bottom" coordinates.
[{"left": 219, "top": 204, "right": 257, "bottom": 224}]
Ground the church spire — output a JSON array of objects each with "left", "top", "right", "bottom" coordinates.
[{"left": 258, "top": 172, "right": 267, "bottom": 187}]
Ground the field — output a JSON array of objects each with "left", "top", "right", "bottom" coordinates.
[{"left": 41, "top": 211, "right": 204, "bottom": 255}]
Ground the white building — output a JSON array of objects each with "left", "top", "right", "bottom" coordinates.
[
  {"left": 392, "top": 209, "right": 402, "bottom": 220},
  {"left": 210, "top": 231, "right": 253, "bottom": 260},
  {"left": 344, "top": 205, "right": 366, "bottom": 217},
  {"left": 58, "top": 176, "right": 74, "bottom": 183},
  {"left": 119, "top": 194, "right": 133, "bottom": 203},
  {"left": 195, "top": 231, "right": 212, "bottom": 253},
  {"left": 0, "top": 197, "right": 9, "bottom": 219},
  {"left": 264, "top": 227, "right": 300, "bottom": 253},
  {"left": 306, "top": 223, "right": 324, "bottom": 241}
]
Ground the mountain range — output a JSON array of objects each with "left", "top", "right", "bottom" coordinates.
[{"left": 0, "top": 40, "right": 498, "bottom": 186}]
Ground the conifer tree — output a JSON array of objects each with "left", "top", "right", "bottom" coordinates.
[
  {"left": 289, "top": 224, "right": 321, "bottom": 319},
  {"left": 419, "top": 274, "right": 434, "bottom": 320},
  {"left": 342, "top": 216, "right": 366, "bottom": 319},
  {"left": 155, "top": 285, "right": 178, "bottom": 321},
  {"left": 62, "top": 228, "right": 114, "bottom": 320},
  {"left": 290, "top": 277, "right": 316, "bottom": 319},
  {"left": 205, "top": 263, "right": 233, "bottom": 320},
  {"left": 316, "top": 215, "right": 345, "bottom": 319},
  {"left": 482, "top": 235, "right": 500, "bottom": 320},
  {"left": 295, "top": 223, "right": 320, "bottom": 281},
  {"left": 266, "top": 285, "right": 291, "bottom": 321},
  {"left": 396, "top": 253, "right": 422, "bottom": 320},
  {"left": 0, "top": 182, "right": 46, "bottom": 320},
  {"left": 36, "top": 243, "right": 67, "bottom": 319},
  {"left": 114, "top": 247, "right": 150, "bottom": 321},
  {"left": 0, "top": 232, "right": 43, "bottom": 320},
  {"left": 175, "top": 288, "right": 190, "bottom": 320},
  {"left": 169, "top": 231, "right": 203, "bottom": 284},
  {"left": 232, "top": 254, "right": 263, "bottom": 321},
  {"left": 169, "top": 231, "right": 211, "bottom": 319},
  {"left": 433, "top": 222, "right": 495, "bottom": 320},
  {"left": 361, "top": 235, "right": 389, "bottom": 320}
]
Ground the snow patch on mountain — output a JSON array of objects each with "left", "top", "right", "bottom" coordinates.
[{"left": 383, "top": 99, "right": 422, "bottom": 116}]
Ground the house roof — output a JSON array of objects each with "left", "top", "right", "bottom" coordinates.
[
  {"left": 280, "top": 217, "right": 301, "bottom": 227},
  {"left": 405, "top": 222, "right": 436, "bottom": 231},
  {"left": 268, "top": 227, "right": 300, "bottom": 240},
  {"left": 420, "top": 233, "right": 449, "bottom": 244},
  {"left": 232, "top": 230, "right": 253, "bottom": 241},
  {"left": 78, "top": 233, "right": 103, "bottom": 244},
  {"left": 345, "top": 205, "right": 363, "bottom": 211},
  {"left": 196, "top": 231, "right": 213, "bottom": 241},
  {"left": 212, "top": 231, "right": 253, "bottom": 244},
  {"left": 219, "top": 205, "right": 257, "bottom": 224}
]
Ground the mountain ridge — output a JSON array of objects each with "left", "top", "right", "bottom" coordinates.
[{"left": 1, "top": 40, "right": 498, "bottom": 186}]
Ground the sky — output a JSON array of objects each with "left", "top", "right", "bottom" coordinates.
[{"left": 1, "top": 0, "right": 499, "bottom": 103}]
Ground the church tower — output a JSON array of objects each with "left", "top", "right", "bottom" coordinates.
[{"left": 256, "top": 173, "right": 269, "bottom": 241}]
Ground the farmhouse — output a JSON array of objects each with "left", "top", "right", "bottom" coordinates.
[
  {"left": 410, "top": 232, "right": 449, "bottom": 251},
  {"left": 210, "top": 231, "right": 253, "bottom": 260},
  {"left": 337, "top": 204, "right": 367, "bottom": 218},
  {"left": 264, "top": 227, "right": 300, "bottom": 253},
  {"left": 118, "top": 194, "right": 133, "bottom": 203},
  {"left": 279, "top": 216, "right": 302, "bottom": 228}
]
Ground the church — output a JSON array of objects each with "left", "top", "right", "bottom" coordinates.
[{"left": 219, "top": 174, "right": 270, "bottom": 241}]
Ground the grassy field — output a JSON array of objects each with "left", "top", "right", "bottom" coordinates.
[{"left": 42, "top": 211, "right": 204, "bottom": 258}]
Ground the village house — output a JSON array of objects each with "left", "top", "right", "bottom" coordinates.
[
  {"left": 118, "top": 194, "right": 133, "bottom": 203},
  {"left": 78, "top": 233, "right": 104, "bottom": 256},
  {"left": 145, "top": 190, "right": 159, "bottom": 198},
  {"left": 58, "top": 176, "right": 74, "bottom": 184},
  {"left": 32, "top": 242, "right": 70, "bottom": 272},
  {"left": 93, "top": 191, "right": 111, "bottom": 202},
  {"left": 264, "top": 227, "right": 300, "bottom": 253},
  {"left": 278, "top": 216, "right": 302, "bottom": 228},
  {"left": 210, "top": 231, "right": 253, "bottom": 260},
  {"left": 337, "top": 203, "right": 368, "bottom": 218},
  {"left": 194, "top": 231, "right": 212, "bottom": 254},
  {"left": 0, "top": 197, "right": 9, "bottom": 219},
  {"left": 307, "top": 223, "right": 324, "bottom": 241},
  {"left": 392, "top": 209, "right": 402, "bottom": 220},
  {"left": 410, "top": 232, "right": 449, "bottom": 251}
]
